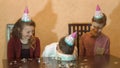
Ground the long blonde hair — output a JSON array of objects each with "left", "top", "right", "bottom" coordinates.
[{"left": 29, "top": 36, "right": 36, "bottom": 50}]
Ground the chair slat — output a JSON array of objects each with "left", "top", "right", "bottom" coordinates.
[{"left": 68, "top": 23, "right": 92, "bottom": 56}]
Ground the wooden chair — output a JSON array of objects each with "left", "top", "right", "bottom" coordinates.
[{"left": 68, "top": 23, "right": 92, "bottom": 56}]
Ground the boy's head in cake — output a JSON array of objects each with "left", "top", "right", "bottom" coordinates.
[
  {"left": 42, "top": 32, "right": 77, "bottom": 61},
  {"left": 56, "top": 32, "right": 77, "bottom": 60},
  {"left": 91, "top": 5, "right": 107, "bottom": 37},
  {"left": 57, "top": 32, "right": 77, "bottom": 54}
]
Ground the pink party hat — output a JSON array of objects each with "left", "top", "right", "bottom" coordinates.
[
  {"left": 71, "top": 31, "right": 77, "bottom": 38},
  {"left": 24, "top": 7, "right": 29, "bottom": 14},
  {"left": 65, "top": 32, "right": 77, "bottom": 46},
  {"left": 21, "top": 7, "right": 31, "bottom": 22},
  {"left": 96, "top": 4, "right": 101, "bottom": 11},
  {"left": 94, "top": 4, "right": 103, "bottom": 19}
]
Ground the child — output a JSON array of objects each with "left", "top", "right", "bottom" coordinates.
[
  {"left": 7, "top": 7, "right": 40, "bottom": 61},
  {"left": 42, "top": 32, "right": 78, "bottom": 61},
  {"left": 79, "top": 5, "right": 110, "bottom": 57}
]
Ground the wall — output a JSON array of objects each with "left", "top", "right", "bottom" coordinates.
[{"left": 0, "top": 0, "right": 120, "bottom": 67}]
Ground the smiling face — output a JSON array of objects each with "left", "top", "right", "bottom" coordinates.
[
  {"left": 90, "top": 22, "right": 103, "bottom": 37},
  {"left": 91, "top": 13, "right": 107, "bottom": 37},
  {"left": 21, "top": 25, "right": 35, "bottom": 40}
]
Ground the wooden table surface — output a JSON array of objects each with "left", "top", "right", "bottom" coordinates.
[{"left": 3, "top": 55, "right": 120, "bottom": 68}]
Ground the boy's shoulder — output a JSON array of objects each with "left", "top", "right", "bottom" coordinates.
[
  {"left": 45, "top": 42, "right": 58, "bottom": 49},
  {"left": 80, "top": 32, "right": 91, "bottom": 38}
]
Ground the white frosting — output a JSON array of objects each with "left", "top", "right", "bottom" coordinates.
[{"left": 56, "top": 50, "right": 76, "bottom": 61}]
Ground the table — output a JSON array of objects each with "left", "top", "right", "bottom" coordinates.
[{"left": 3, "top": 55, "right": 120, "bottom": 68}]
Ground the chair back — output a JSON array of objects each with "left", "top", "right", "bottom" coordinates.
[{"left": 68, "top": 23, "right": 92, "bottom": 56}]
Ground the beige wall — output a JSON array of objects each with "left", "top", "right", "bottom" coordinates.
[{"left": 0, "top": 0, "right": 120, "bottom": 67}]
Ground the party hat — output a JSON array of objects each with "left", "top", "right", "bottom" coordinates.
[
  {"left": 21, "top": 7, "right": 31, "bottom": 22},
  {"left": 94, "top": 5, "right": 103, "bottom": 19},
  {"left": 64, "top": 32, "right": 77, "bottom": 46}
]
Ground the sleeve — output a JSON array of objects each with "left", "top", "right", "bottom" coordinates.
[
  {"left": 42, "top": 43, "right": 57, "bottom": 57},
  {"left": 42, "top": 46, "right": 50, "bottom": 57},
  {"left": 7, "top": 37, "right": 15, "bottom": 61},
  {"left": 79, "top": 35, "right": 85, "bottom": 57},
  {"left": 42, "top": 47, "right": 46, "bottom": 57},
  {"left": 104, "top": 38, "right": 110, "bottom": 55},
  {"left": 34, "top": 37, "right": 40, "bottom": 58}
]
